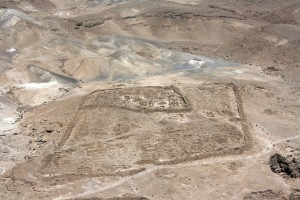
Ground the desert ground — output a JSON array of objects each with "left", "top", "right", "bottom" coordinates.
[{"left": 0, "top": 0, "right": 300, "bottom": 199}]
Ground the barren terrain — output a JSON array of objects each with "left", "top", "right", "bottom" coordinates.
[{"left": 0, "top": 0, "right": 300, "bottom": 199}]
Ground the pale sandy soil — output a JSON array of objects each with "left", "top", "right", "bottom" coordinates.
[{"left": 0, "top": 0, "right": 300, "bottom": 199}]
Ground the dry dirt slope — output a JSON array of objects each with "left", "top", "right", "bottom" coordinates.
[
  {"left": 0, "top": 0, "right": 299, "bottom": 80},
  {"left": 69, "top": 0, "right": 300, "bottom": 81},
  {"left": 0, "top": 0, "right": 300, "bottom": 200}
]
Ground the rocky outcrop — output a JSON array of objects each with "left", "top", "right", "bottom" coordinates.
[{"left": 270, "top": 154, "right": 300, "bottom": 178}]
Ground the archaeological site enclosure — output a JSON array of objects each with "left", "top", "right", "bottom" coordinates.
[{"left": 0, "top": 0, "right": 300, "bottom": 199}]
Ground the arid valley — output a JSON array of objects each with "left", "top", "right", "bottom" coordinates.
[{"left": 0, "top": 0, "right": 300, "bottom": 199}]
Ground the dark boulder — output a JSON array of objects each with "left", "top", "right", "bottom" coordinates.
[{"left": 270, "top": 154, "right": 300, "bottom": 178}]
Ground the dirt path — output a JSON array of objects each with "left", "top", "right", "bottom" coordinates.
[{"left": 56, "top": 133, "right": 300, "bottom": 200}]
